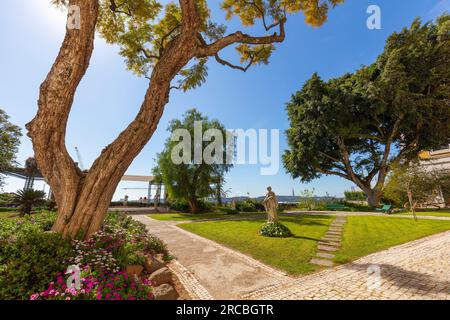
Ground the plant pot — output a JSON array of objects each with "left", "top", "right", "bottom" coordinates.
[{"left": 126, "top": 265, "right": 144, "bottom": 277}]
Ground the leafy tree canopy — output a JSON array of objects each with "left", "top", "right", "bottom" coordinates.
[
  {"left": 52, "top": 0, "right": 343, "bottom": 89},
  {"left": 0, "top": 109, "right": 22, "bottom": 187},
  {"left": 283, "top": 14, "right": 450, "bottom": 206}
]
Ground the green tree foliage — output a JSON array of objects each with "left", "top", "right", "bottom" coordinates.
[
  {"left": 54, "top": 0, "right": 343, "bottom": 88},
  {"left": 283, "top": 14, "right": 450, "bottom": 207},
  {"left": 0, "top": 109, "right": 22, "bottom": 187},
  {"left": 344, "top": 191, "right": 366, "bottom": 201},
  {"left": 153, "top": 109, "right": 232, "bottom": 213}
]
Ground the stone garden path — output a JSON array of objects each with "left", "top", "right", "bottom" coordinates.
[
  {"left": 310, "top": 216, "right": 347, "bottom": 267},
  {"left": 134, "top": 215, "right": 450, "bottom": 300},
  {"left": 133, "top": 215, "right": 291, "bottom": 299}
]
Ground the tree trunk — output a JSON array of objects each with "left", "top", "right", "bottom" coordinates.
[
  {"left": 26, "top": 0, "right": 200, "bottom": 239},
  {"left": 365, "top": 189, "right": 382, "bottom": 208},
  {"left": 188, "top": 197, "right": 199, "bottom": 213}
]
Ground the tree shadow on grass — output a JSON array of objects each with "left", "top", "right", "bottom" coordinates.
[{"left": 344, "top": 262, "right": 450, "bottom": 294}]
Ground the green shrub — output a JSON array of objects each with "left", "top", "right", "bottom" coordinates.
[
  {"left": 115, "top": 242, "right": 146, "bottom": 266},
  {"left": 236, "top": 199, "right": 265, "bottom": 212},
  {"left": 0, "top": 211, "right": 169, "bottom": 299},
  {"left": 0, "top": 230, "right": 73, "bottom": 300},
  {"left": 344, "top": 191, "right": 367, "bottom": 201},
  {"left": 145, "top": 234, "right": 170, "bottom": 259},
  {"left": 169, "top": 199, "right": 190, "bottom": 212},
  {"left": 260, "top": 222, "right": 293, "bottom": 238},
  {"left": 342, "top": 201, "right": 373, "bottom": 212},
  {"left": 215, "top": 206, "right": 239, "bottom": 214}
]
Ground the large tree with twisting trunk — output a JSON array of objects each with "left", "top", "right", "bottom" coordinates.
[
  {"left": 27, "top": 0, "right": 343, "bottom": 239},
  {"left": 283, "top": 16, "right": 450, "bottom": 207}
]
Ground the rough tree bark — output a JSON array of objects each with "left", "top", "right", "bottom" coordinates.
[{"left": 27, "top": 0, "right": 286, "bottom": 239}]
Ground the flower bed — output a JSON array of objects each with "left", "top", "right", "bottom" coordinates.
[{"left": 0, "top": 211, "right": 173, "bottom": 300}]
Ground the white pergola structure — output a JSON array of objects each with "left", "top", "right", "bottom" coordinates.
[{"left": 121, "top": 175, "right": 165, "bottom": 204}]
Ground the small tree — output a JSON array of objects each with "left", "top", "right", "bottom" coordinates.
[
  {"left": 153, "top": 109, "right": 232, "bottom": 213},
  {"left": 284, "top": 15, "right": 450, "bottom": 207},
  {"left": 0, "top": 108, "right": 22, "bottom": 188},
  {"left": 299, "top": 188, "right": 315, "bottom": 210},
  {"left": 13, "top": 189, "right": 46, "bottom": 216},
  {"left": 384, "top": 162, "right": 448, "bottom": 220}
]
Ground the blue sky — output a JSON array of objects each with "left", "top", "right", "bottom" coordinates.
[{"left": 0, "top": 0, "right": 448, "bottom": 199}]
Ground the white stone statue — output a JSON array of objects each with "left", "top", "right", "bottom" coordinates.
[{"left": 263, "top": 186, "right": 279, "bottom": 223}]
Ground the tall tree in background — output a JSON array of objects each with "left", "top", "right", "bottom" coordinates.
[
  {"left": 0, "top": 109, "right": 22, "bottom": 188},
  {"left": 26, "top": 0, "right": 343, "bottom": 238},
  {"left": 153, "top": 109, "right": 232, "bottom": 213},
  {"left": 284, "top": 15, "right": 450, "bottom": 206}
]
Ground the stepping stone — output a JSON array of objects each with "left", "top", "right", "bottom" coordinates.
[
  {"left": 318, "top": 245, "right": 339, "bottom": 252},
  {"left": 326, "top": 231, "right": 341, "bottom": 236},
  {"left": 316, "top": 252, "right": 335, "bottom": 259},
  {"left": 310, "top": 258, "right": 334, "bottom": 267},
  {"left": 329, "top": 227, "right": 343, "bottom": 231},
  {"left": 320, "top": 238, "right": 341, "bottom": 243},
  {"left": 318, "top": 241, "right": 340, "bottom": 247},
  {"left": 322, "top": 234, "right": 341, "bottom": 239}
]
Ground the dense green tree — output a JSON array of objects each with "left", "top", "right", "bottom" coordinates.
[
  {"left": 0, "top": 109, "right": 22, "bottom": 188},
  {"left": 153, "top": 109, "right": 232, "bottom": 213},
  {"left": 284, "top": 15, "right": 450, "bottom": 207},
  {"left": 29, "top": 0, "right": 342, "bottom": 238}
]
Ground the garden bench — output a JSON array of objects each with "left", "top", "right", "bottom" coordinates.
[{"left": 376, "top": 204, "right": 393, "bottom": 213}]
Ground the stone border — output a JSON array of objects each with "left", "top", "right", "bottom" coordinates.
[
  {"left": 167, "top": 259, "right": 214, "bottom": 300},
  {"left": 171, "top": 225, "right": 291, "bottom": 281}
]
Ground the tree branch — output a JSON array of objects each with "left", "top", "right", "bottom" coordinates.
[
  {"left": 196, "top": 17, "right": 286, "bottom": 58},
  {"left": 214, "top": 45, "right": 265, "bottom": 72}
]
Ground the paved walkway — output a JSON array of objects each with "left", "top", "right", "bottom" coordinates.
[
  {"left": 245, "top": 230, "right": 450, "bottom": 300},
  {"left": 134, "top": 215, "right": 450, "bottom": 300},
  {"left": 133, "top": 215, "right": 291, "bottom": 299}
]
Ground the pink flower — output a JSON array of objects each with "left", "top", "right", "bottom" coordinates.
[{"left": 30, "top": 294, "right": 39, "bottom": 300}]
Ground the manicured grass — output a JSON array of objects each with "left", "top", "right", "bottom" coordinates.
[
  {"left": 179, "top": 215, "right": 450, "bottom": 275},
  {"left": 148, "top": 212, "right": 264, "bottom": 221},
  {"left": 0, "top": 211, "right": 17, "bottom": 219},
  {"left": 179, "top": 215, "right": 333, "bottom": 275},
  {"left": 334, "top": 216, "right": 450, "bottom": 264},
  {"left": 393, "top": 210, "right": 450, "bottom": 218}
]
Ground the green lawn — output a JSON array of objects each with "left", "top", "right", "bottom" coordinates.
[
  {"left": 393, "top": 210, "right": 450, "bottom": 218},
  {"left": 179, "top": 215, "right": 450, "bottom": 276},
  {"left": 180, "top": 215, "right": 333, "bottom": 275},
  {"left": 0, "top": 211, "right": 17, "bottom": 219},
  {"left": 148, "top": 212, "right": 265, "bottom": 221},
  {"left": 334, "top": 216, "right": 450, "bottom": 264}
]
